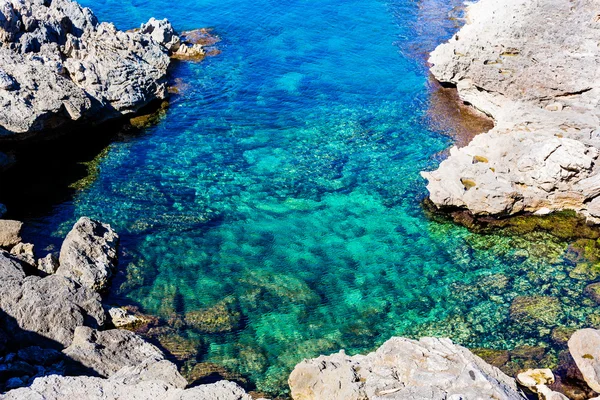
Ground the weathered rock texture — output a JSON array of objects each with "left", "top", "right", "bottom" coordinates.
[
  {"left": 0, "top": 220, "right": 21, "bottom": 248},
  {"left": 57, "top": 217, "right": 119, "bottom": 292},
  {"left": 0, "top": 377, "right": 251, "bottom": 400},
  {"left": 568, "top": 328, "right": 600, "bottom": 393},
  {"left": 64, "top": 327, "right": 166, "bottom": 378},
  {"left": 0, "top": 216, "right": 253, "bottom": 399},
  {"left": 0, "top": 251, "right": 105, "bottom": 348},
  {"left": 0, "top": 0, "right": 201, "bottom": 138},
  {"left": 422, "top": 0, "right": 600, "bottom": 222},
  {"left": 288, "top": 337, "right": 527, "bottom": 399}
]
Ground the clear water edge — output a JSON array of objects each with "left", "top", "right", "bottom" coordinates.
[{"left": 10, "top": 0, "right": 600, "bottom": 396}]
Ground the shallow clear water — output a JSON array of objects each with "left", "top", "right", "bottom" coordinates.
[{"left": 11, "top": 0, "right": 600, "bottom": 396}]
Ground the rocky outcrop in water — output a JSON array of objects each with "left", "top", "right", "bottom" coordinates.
[
  {"left": 0, "top": 0, "right": 203, "bottom": 138},
  {"left": 56, "top": 217, "right": 119, "bottom": 292},
  {"left": 422, "top": 0, "right": 600, "bottom": 222},
  {"left": 289, "top": 337, "right": 528, "bottom": 399}
]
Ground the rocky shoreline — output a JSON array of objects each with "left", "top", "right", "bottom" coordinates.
[
  {"left": 422, "top": 0, "right": 600, "bottom": 223},
  {"left": 2, "top": 213, "right": 600, "bottom": 400},
  {"left": 0, "top": 217, "right": 258, "bottom": 399},
  {"left": 3, "top": 0, "right": 600, "bottom": 399},
  {"left": 0, "top": 0, "right": 204, "bottom": 140}
]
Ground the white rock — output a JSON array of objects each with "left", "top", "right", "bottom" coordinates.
[
  {"left": 289, "top": 337, "right": 526, "bottom": 400},
  {"left": 423, "top": 0, "right": 600, "bottom": 221}
]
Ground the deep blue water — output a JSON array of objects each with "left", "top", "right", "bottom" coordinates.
[{"left": 13, "top": 0, "right": 598, "bottom": 396}]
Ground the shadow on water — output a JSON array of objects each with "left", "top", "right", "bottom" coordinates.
[{"left": 0, "top": 105, "right": 165, "bottom": 221}]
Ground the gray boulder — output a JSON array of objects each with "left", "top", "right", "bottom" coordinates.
[
  {"left": 57, "top": 217, "right": 119, "bottom": 292},
  {"left": 0, "top": 250, "right": 25, "bottom": 280},
  {"left": 288, "top": 337, "right": 526, "bottom": 400},
  {"left": 37, "top": 253, "right": 59, "bottom": 275},
  {"left": 0, "top": 220, "right": 22, "bottom": 249},
  {"left": 10, "top": 242, "right": 35, "bottom": 267},
  {"left": 0, "top": 273, "right": 105, "bottom": 348},
  {"left": 63, "top": 327, "right": 165, "bottom": 378},
  {"left": 140, "top": 18, "right": 181, "bottom": 52}
]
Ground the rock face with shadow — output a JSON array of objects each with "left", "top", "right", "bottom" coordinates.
[
  {"left": 0, "top": 0, "right": 203, "bottom": 138},
  {"left": 0, "top": 251, "right": 106, "bottom": 348},
  {"left": 422, "top": 0, "right": 600, "bottom": 222}
]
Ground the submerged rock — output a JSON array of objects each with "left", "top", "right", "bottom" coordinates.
[
  {"left": 57, "top": 217, "right": 119, "bottom": 292},
  {"left": 509, "top": 296, "right": 562, "bottom": 326},
  {"left": 422, "top": 0, "right": 600, "bottom": 222},
  {"left": 288, "top": 337, "right": 526, "bottom": 399},
  {"left": 184, "top": 298, "right": 242, "bottom": 333}
]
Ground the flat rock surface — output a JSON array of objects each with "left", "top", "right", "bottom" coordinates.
[
  {"left": 288, "top": 337, "right": 526, "bottom": 400},
  {"left": 63, "top": 327, "right": 165, "bottom": 378},
  {"left": 422, "top": 0, "right": 600, "bottom": 221},
  {"left": 0, "top": 377, "right": 251, "bottom": 400}
]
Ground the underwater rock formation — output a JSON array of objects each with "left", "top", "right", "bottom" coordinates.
[
  {"left": 422, "top": 0, "right": 600, "bottom": 222},
  {"left": 0, "top": 0, "right": 203, "bottom": 138}
]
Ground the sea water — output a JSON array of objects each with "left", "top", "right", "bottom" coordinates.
[{"left": 9, "top": 0, "right": 599, "bottom": 396}]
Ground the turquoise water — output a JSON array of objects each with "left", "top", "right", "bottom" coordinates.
[{"left": 7, "top": 0, "right": 600, "bottom": 396}]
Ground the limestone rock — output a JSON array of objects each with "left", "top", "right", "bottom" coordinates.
[
  {"left": 288, "top": 337, "right": 526, "bottom": 400},
  {"left": 10, "top": 243, "right": 35, "bottom": 267},
  {"left": 1, "top": 377, "right": 252, "bottom": 399},
  {"left": 516, "top": 368, "right": 554, "bottom": 389},
  {"left": 140, "top": 18, "right": 180, "bottom": 52},
  {"left": 515, "top": 368, "right": 566, "bottom": 399},
  {"left": 422, "top": 0, "right": 600, "bottom": 222},
  {"left": 63, "top": 327, "right": 164, "bottom": 378},
  {"left": 0, "top": 0, "right": 173, "bottom": 137},
  {"left": 57, "top": 217, "right": 119, "bottom": 292},
  {"left": 0, "top": 220, "right": 22, "bottom": 249},
  {"left": 109, "top": 358, "right": 186, "bottom": 389},
  {"left": 568, "top": 328, "right": 600, "bottom": 392},
  {"left": 0, "top": 250, "right": 25, "bottom": 280},
  {"left": 37, "top": 254, "right": 59, "bottom": 275},
  {"left": 0, "top": 273, "right": 105, "bottom": 348}
]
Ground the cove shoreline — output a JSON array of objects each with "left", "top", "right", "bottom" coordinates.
[{"left": 2, "top": 0, "right": 600, "bottom": 399}]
